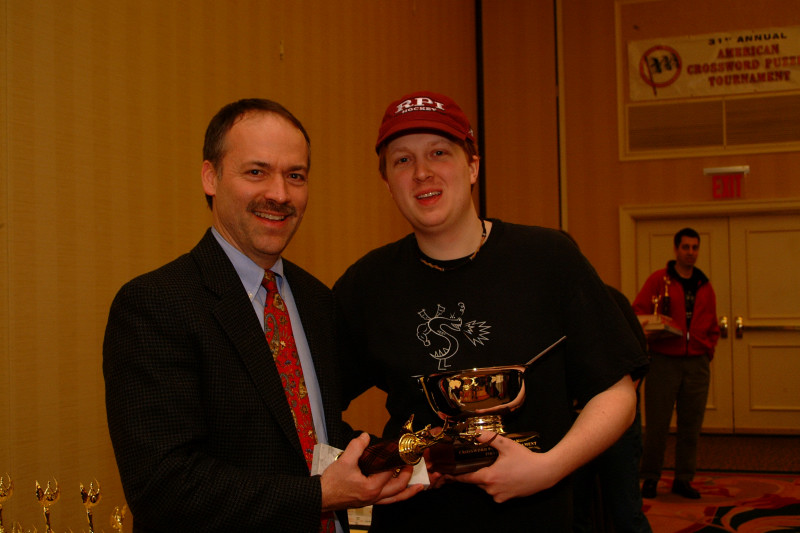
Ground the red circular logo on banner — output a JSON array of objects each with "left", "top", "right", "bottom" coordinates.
[{"left": 639, "top": 45, "right": 682, "bottom": 88}]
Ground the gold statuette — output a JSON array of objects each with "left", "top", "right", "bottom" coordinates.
[
  {"left": 34, "top": 480, "right": 59, "bottom": 533},
  {"left": 80, "top": 481, "right": 101, "bottom": 533},
  {"left": 0, "top": 474, "right": 12, "bottom": 533},
  {"left": 110, "top": 504, "right": 127, "bottom": 532}
]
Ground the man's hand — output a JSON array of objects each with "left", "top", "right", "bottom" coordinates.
[
  {"left": 453, "top": 375, "right": 637, "bottom": 503},
  {"left": 449, "top": 432, "right": 563, "bottom": 503},
  {"left": 320, "top": 433, "right": 424, "bottom": 511}
]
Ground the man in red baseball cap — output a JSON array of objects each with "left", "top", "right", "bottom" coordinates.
[{"left": 333, "top": 91, "right": 649, "bottom": 531}]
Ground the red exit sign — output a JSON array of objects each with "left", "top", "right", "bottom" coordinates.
[
  {"left": 704, "top": 166, "right": 749, "bottom": 200},
  {"left": 712, "top": 173, "right": 742, "bottom": 199}
]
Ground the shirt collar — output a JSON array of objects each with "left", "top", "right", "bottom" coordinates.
[{"left": 211, "top": 227, "right": 285, "bottom": 301}]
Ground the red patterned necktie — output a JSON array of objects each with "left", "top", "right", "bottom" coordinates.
[{"left": 262, "top": 271, "right": 335, "bottom": 533}]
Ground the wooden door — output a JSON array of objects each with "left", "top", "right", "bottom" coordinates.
[
  {"left": 634, "top": 212, "right": 800, "bottom": 434},
  {"left": 635, "top": 218, "right": 733, "bottom": 431},
  {"left": 728, "top": 215, "right": 800, "bottom": 433}
]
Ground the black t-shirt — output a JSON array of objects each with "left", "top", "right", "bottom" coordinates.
[
  {"left": 333, "top": 220, "right": 649, "bottom": 531},
  {"left": 676, "top": 270, "right": 702, "bottom": 328}
]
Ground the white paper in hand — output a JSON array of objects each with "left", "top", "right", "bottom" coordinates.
[{"left": 311, "top": 443, "right": 342, "bottom": 476}]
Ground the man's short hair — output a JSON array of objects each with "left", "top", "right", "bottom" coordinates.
[
  {"left": 674, "top": 227, "right": 700, "bottom": 247},
  {"left": 203, "top": 98, "right": 310, "bottom": 209}
]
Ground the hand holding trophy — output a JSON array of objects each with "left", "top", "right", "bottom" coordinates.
[{"left": 358, "top": 336, "right": 566, "bottom": 475}]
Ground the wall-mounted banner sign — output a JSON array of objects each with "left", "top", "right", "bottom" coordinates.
[{"left": 628, "top": 26, "right": 800, "bottom": 101}]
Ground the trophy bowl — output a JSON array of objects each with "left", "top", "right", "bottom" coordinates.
[
  {"left": 357, "top": 365, "right": 534, "bottom": 476},
  {"left": 357, "top": 337, "right": 565, "bottom": 475},
  {"left": 418, "top": 364, "right": 527, "bottom": 420},
  {"left": 412, "top": 364, "right": 539, "bottom": 474}
]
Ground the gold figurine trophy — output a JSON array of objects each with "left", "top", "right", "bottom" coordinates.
[
  {"left": 110, "top": 504, "right": 128, "bottom": 532},
  {"left": 34, "top": 479, "right": 59, "bottom": 533},
  {"left": 359, "top": 336, "right": 566, "bottom": 475},
  {"left": 80, "top": 481, "right": 101, "bottom": 533},
  {"left": 0, "top": 474, "right": 12, "bottom": 533}
]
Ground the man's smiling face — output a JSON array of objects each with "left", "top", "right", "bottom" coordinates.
[
  {"left": 383, "top": 132, "right": 478, "bottom": 237},
  {"left": 202, "top": 111, "right": 309, "bottom": 269}
]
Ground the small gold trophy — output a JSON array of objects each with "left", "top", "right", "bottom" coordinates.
[
  {"left": 80, "top": 481, "right": 101, "bottom": 533},
  {"left": 358, "top": 336, "right": 565, "bottom": 475},
  {"left": 0, "top": 474, "right": 12, "bottom": 533},
  {"left": 110, "top": 504, "right": 127, "bottom": 533},
  {"left": 651, "top": 295, "right": 661, "bottom": 317},
  {"left": 34, "top": 480, "right": 59, "bottom": 533}
]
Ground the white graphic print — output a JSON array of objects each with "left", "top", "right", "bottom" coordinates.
[{"left": 416, "top": 302, "right": 490, "bottom": 370}]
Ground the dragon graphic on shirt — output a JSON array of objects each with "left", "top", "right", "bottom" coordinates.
[{"left": 416, "top": 302, "right": 491, "bottom": 370}]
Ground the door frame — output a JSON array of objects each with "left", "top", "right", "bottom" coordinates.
[
  {"left": 619, "top": 198, "right": 800, "bottom": 300},
  {"left": 621, "top": 198, "right": 800, "bottom": 434}
]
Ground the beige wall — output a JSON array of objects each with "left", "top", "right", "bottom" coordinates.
[
  {"left": 480, "top": 0, "right": 800, "bottom": 292},
  {"left": 2, "top": 0, "right": 798, "bottom": 528},
  {"left": 560, "top": 0, "right": 800, "bottom": 292},
  {"left": 482, "top": 0, "right": 561, "bottom": 228},
  {"left": 0, "top": 0, "right": 476, "bottom": 527}
]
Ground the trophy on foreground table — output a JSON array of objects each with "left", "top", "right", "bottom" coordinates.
[
  {"left": 358, "top": 336, "right": 566, "bottom": 475},
  {"left": 0, "top": 474, "right": 12, "bottom": 533},
  {"left": 34, "top": 480, "right": 59, "bottom": 533},
  {"left": 110, "top": 504, "right": 127, "bottom": 532},
  {"left": 79, "top": 481, "right": 101, "bottom": 533}
]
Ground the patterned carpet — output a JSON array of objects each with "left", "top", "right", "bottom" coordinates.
[{"left": 643, "top": 471, "right": 800, "bottom": 532}]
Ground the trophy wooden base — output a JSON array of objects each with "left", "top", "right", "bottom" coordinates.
[
  {"left": 427, "top": 431, "right": 541, "bottom": 474},
  {"left": 358, "top": 439, "right": 412, "bottom": 474},
  {"left": 357, "top": 431, "right": 542, "bottom": 475}
]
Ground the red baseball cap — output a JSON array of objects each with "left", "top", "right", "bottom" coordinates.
[{"left": 375, "top": 91, "right": 475, "bottom": 153}]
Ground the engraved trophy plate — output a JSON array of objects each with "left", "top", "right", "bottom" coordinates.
[{"left": 358, "top": 336, "right": 566, "bottom": 475}]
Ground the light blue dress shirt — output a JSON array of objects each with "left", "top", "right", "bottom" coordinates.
[
  {"left": 211, "top": 229, "right": 343, "bottom": 532},
  {"left": 211, "top": 228, "right": 330, "bottom": 446}
]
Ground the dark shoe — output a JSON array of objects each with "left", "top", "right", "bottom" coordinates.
[
  {"left": 671, "top": 479, "right": 700, "bottom": 499},
  {"left": 641, "top": 479, "right": 658, "bottom": 499}
]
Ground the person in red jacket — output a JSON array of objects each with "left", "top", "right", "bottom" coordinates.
[{"left": 634, "top": 227, "right": 720, "bottom": 500}]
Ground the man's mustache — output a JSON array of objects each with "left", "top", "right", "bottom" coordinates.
[{"left": 249, "top": 199, "right": 296, "bottom": 217}]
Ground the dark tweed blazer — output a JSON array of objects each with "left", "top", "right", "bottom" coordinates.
[{"left": 104, "top": 230, "right": 352, "bottom": 532}]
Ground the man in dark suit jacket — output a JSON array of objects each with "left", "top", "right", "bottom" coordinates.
[{"left": 104, "top": 99, "right": 419, "bottom": 532}]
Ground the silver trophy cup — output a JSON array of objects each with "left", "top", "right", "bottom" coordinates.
[{"left": 358, "top": 336, "right": 565, "bottom": 474}]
